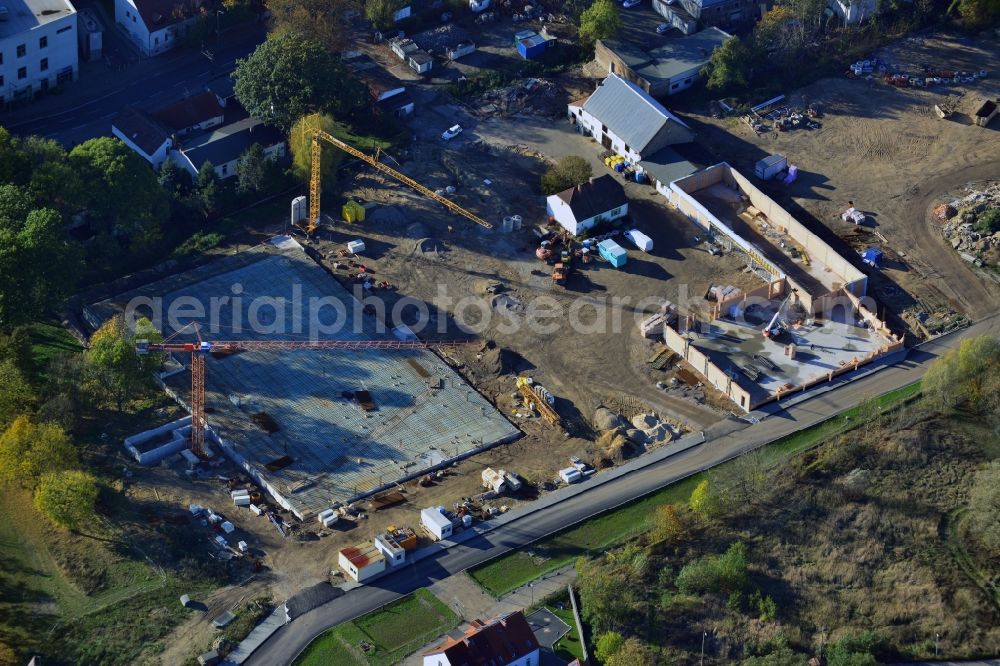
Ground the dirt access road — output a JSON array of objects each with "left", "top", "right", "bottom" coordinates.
[{"left": 683, "top": 31, "right": 1000, "bottom": 326}]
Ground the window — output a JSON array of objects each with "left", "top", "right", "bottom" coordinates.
[
  {"left": 56, "top": 25, "right": 72, "bottom": 33},
  {"left": 17, "top": 67, "right": 26, "bottom": 80},
  {"left": 610, "top": 206, "right": 623, "bottom": 217},
  {"left": 0, "top": 75, "right": 4, "bottom": 86},
  {"left": 39, "top": 36, "right": 47, "bottom": 48},
  {"left": 601, "top": 124, "right": 608, "bottom": 133},
  {"left": 624, "top": 143, "right": 630, "bottom": 153},
  {"left": 154, "top": 36, "right": 159, "bottom": 44},
  {"left": 221, "top": 164, "right": 228, "bottom": 175},
  {"left": 40, "top": 58, "right": 48, "bottom": 71},
  {"left": 16, "top": 44, "right": 26, "bottom": 58},
  {"left": 671, "top": 82, "right": 680, "bottom": 90},
  {"left": 0, "top": 52, "right": 3, "bottom": 65},
  {"left": 684, "top": 77, "right": 692, "bottom": 84},
  {"left": 132, "top": 15, "right": 136, "bottom": 22}
]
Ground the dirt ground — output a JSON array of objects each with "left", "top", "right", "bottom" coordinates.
[{"left": 677, "top": 31, "right": 1000, "bottom": 335}]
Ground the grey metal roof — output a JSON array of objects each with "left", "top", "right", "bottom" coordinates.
[
  {"left": 638, "top": 145, "right": 699, "bottom": 186},
  {"left": 582, "top": 75, "right": 690, "bottom": 154},
  {"left": 0, "top": 0, "right": 74, "bottom": 39},
  {"left": 181, "top": 114, "right": 284, "bottom": 168},
  {"left": 642, "top": 26, "right": 731, "bottom": 81}
]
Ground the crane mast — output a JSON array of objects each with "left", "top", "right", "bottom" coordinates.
[{"left": 306, "top": 130, "right": 493, "bottom": 234}]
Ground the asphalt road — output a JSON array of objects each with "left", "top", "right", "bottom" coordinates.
[
  {"left": 0, "top": 24, "right": 266, "bottom": 147},
  {"left": 245, "top": 315, "right": 1000, "bottom": 665}
]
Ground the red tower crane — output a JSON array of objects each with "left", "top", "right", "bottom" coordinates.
[{"left": 137, "top": 327, "right": 472, "bottom": 457}]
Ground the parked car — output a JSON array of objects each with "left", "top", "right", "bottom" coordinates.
[
  {"left": 622, "top": 0, "right": 642, "bottom": 7},
  {"left": 656, "top": 23, "right": 670, "bottom": 33},
  {"left": 442, "top": 125, "right": 463, "bottom": 140}
]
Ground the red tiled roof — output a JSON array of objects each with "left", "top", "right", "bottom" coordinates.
[
  {"left": 340, "top": 546, "right": 373, "bottom": 568},
  {"left": 425, "top": 610, "right": 539, "bottom": 665},
  {"left": 129, "top": 0, "right": 201, "bottom": 32},
  {"left": 152, "top": 92, "right": 224, "bottom": 132}
]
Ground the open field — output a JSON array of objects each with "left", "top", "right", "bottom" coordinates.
[
  {"left": 294, "top": 588, "right": 459, "bottom": 666},
  {"left": 469, "top": 380, "right": 922, "bottom": 597},
  {"left": 573, "top": 402, "right": 1000, "bottom": 662}
]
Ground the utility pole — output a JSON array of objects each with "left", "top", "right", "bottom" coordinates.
[
  {"left": 700, "top": 630, "right": 707, "bottom": 666},
  {"left": 935, "top": 633, "right": 939, "bottom": 657}
]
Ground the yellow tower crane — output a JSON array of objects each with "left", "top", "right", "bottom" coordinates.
[{"left": 307, "top": 130, "right": 493, "bottom": 234}]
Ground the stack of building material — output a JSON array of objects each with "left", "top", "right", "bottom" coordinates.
[{"left": 317, "top": 508, "right": 339, "bottom": 528}]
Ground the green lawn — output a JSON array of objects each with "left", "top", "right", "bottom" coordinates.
[
  {"left": 295, "top": 588, "right": 459, "bottom": 666},
  {"left": 550, "top": 606, "right": 586, "bottom": 663},
  {"left": 470, "top": 382, "right": 923, "bottom": 597},
  {"left": 25, "top": 320, "right": 82, "bottom": 374}
]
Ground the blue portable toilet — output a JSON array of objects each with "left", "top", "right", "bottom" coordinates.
[
  {"left": 861, "top": 247, "right": 884, "bottom": 268},
  {"left": 598, "top": 239, "right": 628, "bottom": 268}
]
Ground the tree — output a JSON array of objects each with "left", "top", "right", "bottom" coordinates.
[
  {"left": 0, "top": 327, "right": 33, "bottom": 377},
  {"left": 651, "top": 504, "right": 686, "bottom": 545},
  {"left": 579, "top": 0, "right": 622, "bottom": 45},
  {"left": 158, "top": 158, "right": 192, "bottom": 198},
  {"left": 366, "top": 0, "right": 406, "bottom": 29},
  {"left": 236, "top": 143, "right": 270, "bottom": 195},
  {"left": 922, "top": 335, "right": 1000, "bottom": 420},
  {"left": 605, "top": 638, "right": 656, "bottom": 666},
  {"left": 826, "top": 631, "right": 882, "bottom": 666},
  {"left": 85, "top": 315, "right": 162, "bottom": 411},
  {"left": 595, "top": 631, "right": 626, "bottom": 662},
  {"left": 0, "top": 184, "right": 81, "bottom": 330},
  {"left": 967, "top": 460, "right": 1000, "bottom": 552},
  {"left": 675, "top": 541, "right": 748, "bottom": 595},
  {"left": 576, "top": 556, "right": 640, "bottom": 632},
  {"left": 689, "top": 478, "right": 715, "bottom": 517},
  {"left": 68, "top": 138, "right": 169, "bottom": 246},
  {"left": 700, "top": 36, "right": 752, "bottom": 91},
  {"left": 0, "top": 360, "right": 33, "bottom": 428},
  {"left": 267, "top": 0, "right": 359, "bottom": 51},
  {"left": 0, "top": 416, "right": 77, "bottom": 491},
  {"left": 709, "top": 450, "right": 772, "bottom": 514},
  {"left": 34, "top": 469, "right": 99, "bottom": 530},
  {"left": 0, "top": 642, "right": 18, "bottom": 666},
  {"left": 540, "top": 155, "right": 593, "bottom": 195},
  {"left": 233, "top": 33, "right": 367, "bottom": 131},
  {"left": 20, "top": 136, "right": 84, "bottom": 212},
  {"left": 289, "top": 114, "right": 346, "bottom": 194},
  {"left": 949, "top": 0, "right": 1000, "bottom": 28},
  {"left": 0, "top": 128, "right": 30, "bottom": 186},
  {"left": 974, "top": 208, "right": 1000, "bottom": 234}
]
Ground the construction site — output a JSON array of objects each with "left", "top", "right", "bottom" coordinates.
[
  {"left": 86, "top": 237, "right": 520, "bottom": 520},
  {"left": 659, "top": 163, "right": 903, "bottom": 410}
]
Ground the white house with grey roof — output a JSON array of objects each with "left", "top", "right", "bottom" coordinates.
[
  {"left": 0, "top": 0, "right": 78, "bottom": 105},
  {"left": 568, "top": 74, "right": 694, "bottom": 165}
]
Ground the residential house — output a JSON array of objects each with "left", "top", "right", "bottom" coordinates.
[
  {"left": 205, "top": 74, "right": 235, "bottom": 107},
  {"left": 0, "top": 0, "right": 78, "bottom": 105},
  {"left": 653, "top": 0, "right": 756, "bottom": 31},
  {"left": 337, "top": 542, "right": 386, "bottom": 583},
  {"left": 115, "top": 0, "right": 199, "bottom": 56},
  {"left": 167, "top": 103, "right": 285, "bottom": 180},
  {"left": 423, "top": 610, "right": 540, "bottom": 666},
  {"left": 356, "top": 66, "right": 415, "bottom": 118},
  {"left": 546, "top": 175, "right": 628, "bottom": 236},
  {"left": 111, "top": 107, "right": 172, "bottom": 168},
  {"left": 595, "top": 27, "right": 731, "bottom": 97},
  {"left": 568, "top": 74, "right": 693, "bottom": 164},
  {"left": 151, "top": 91, "right": 224, "bottom": 136}
]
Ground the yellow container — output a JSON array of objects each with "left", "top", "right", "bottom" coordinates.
[{"left": 342, "top": 200, "right": 366, "bottom": 224}]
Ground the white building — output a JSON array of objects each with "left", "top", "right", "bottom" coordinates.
[
  {"left": 111, "top": 107, "right": 172, "bottom": 169},
  {"left": 338, "top": 542, "right": 386, "bottom": 583},
  {"left": 568, "top": 74, "right": 693, "bottom": 165},
  {"left": 0, "top": 0, "right": 78, "bottom": 105},
  {"left": 115, "top": 0, "right": 198, "bottom": 56},
  {"left": 169, "top": 110, "right": 286, "bottom": 181},
  {"left": 420, "top": 506, "right": 453, "bottom": 541},
  {"left": 828, "top": 0, "right": 883, "bottom": 24},
  {"left": 545, "top": 174, "right": 628, "bottom": 236},
  {"left": 423, "top": 611, "right": 540, "bottom": 666}
]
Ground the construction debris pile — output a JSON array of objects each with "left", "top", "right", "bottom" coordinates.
[
  {"left": 473, "top": 78, "right": 563, "bottom": 117},
  {"left": 935, "top": 182, "right": 1000, "bottom": 267},
  {"left": 591, "top": 406, "right": 681, "bottom": 465}
]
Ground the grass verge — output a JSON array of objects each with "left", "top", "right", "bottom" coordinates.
[
  {"left": 469, "top": 382, "right": 922, "bottom": 597},
  {"left": 294, "top": 588, "right": 459, "bottom": 666},
  {"left": 550, "top": 605, "right": 586, "bottom": 663},
  {"left": 25, "top": 320, "right": 82, "bottom": 374}
]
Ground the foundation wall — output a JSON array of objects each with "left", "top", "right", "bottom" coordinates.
[{"left": 663, "top": 324, "right": 753, "bottom": 412}]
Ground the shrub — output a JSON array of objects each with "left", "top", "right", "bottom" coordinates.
[
  {"left": 974, "top": 208, "right": 1000, "bottom": 234},
  {"left": 675, "top": 541, "right": 748, "bottom": 595}
]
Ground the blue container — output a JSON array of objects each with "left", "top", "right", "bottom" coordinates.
[{"left": 598, "top": 239, "right": 627, "bottom": 268}]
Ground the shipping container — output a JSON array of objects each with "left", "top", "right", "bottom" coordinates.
[{"left": 754, "top": 154, "right": 787, "bottom": 180}]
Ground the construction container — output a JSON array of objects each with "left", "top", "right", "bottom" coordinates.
[
  {"left": 504, "top": 471, "right": 523, "bottom": 492},
  {"left": 234, "top": 495, "right": 251, "bottom": 507},
  {"left": 347, "top": 240, "right": 366, "bottom": 255},
  {"left": 318, "top": 508, "right": 336, "bottom": 524},
  {"left": 462, "top": 514, "right": 473, "bottom": 528},
  {"left": 597, "top": 239, "right": 627, "bottom": 268},
  {"left": 482, "top": 468, "right": 508, "bottom": 493},
  {"left": 625, "top": 229, "right": 653, "bottom": 252},
  {"left": 221, "top": 521, "right": 235, "bottom": 534},
  {"left": 322, "top": 513, "right": 339, "bottom": 528},
  {"left": 754, "top": 154, "right": 787, "bottom": 180},
  {"left": 421, "top": 506, "right": 453, "bottom": 541},
  {"left": 517, "top": 32, "right": 551, "bottom": 59},
  {"left": 342, "top": 200, "right": 366, "bottom": 223},
  {"left": 558, "top": 467, "right": 583, "bottom": 484},
  {"left": 230, "top": 488, "right": 250, "bottom": 499},
  {"left": 338, "top": 543, "right": 387, "bottom": 583}
]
